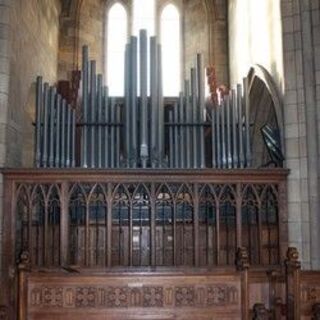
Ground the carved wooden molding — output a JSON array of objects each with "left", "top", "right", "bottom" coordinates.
[{"left": 29, "top": 284, "right": 239, "bottom": 309}]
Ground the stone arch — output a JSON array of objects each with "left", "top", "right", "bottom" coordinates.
[{"left": 247, "top": 64, "right": 284, "bottom": 167}]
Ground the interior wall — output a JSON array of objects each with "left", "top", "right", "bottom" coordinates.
[
  {"left": 7, "top": 0, "right": 61, "bottom": 167},
  {"left": 183, "top": 0, "right": 208, "bottom": 79},
  {"left": 58, "top": 0, "right": 229, "bottom": 90},
  {"left": 228, "top": 0, "right": 284, "bottom": 91}
]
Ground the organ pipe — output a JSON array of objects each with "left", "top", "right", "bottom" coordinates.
[{"left": 33, "top": 31, "right": 253, "bottom": 170}]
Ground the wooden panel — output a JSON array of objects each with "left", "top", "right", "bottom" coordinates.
[
  {"left": 301, "top": 272, "right": 320, "bottom": 319},
  {"left": 26, "top": 271, "right": 241, "bottom": 320}
]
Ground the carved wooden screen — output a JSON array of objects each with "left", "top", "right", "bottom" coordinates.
[
  {"left": 16, "top": 184, "right": 61, "bottom": 267},
  {"left": 13, "top": 171, "right": 286, "bottom": 269}
]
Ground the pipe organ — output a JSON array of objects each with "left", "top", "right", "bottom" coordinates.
[
  {"left": 34, "top": 30, "right": 252, "bottom": 169},
  {"left": 1, "top": 30, "right": 299, "bottom": 320}
]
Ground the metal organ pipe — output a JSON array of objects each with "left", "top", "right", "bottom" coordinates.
[
  {"left": 139, "top": 30, "right": 148, "bottom": 168},
  {"left": 150, "top": 36, "right": 158, "bottom": 168},
  {"left": 55, "top": 94, "right": 61, "bottom": 168},
  {"left": 33, "top": 38, "right": 253, "bottom": 170},
  {"left": 97, "top": 74, "right": 103, "bottom": 168},
  {"left": 82, "top": 45, "right": 89, "bottom": 168},
  {"left": 125, "top": 43, "right": 131, "bottom": 168},
  {"left": 191, "top": 68, "right": 198, "bottom": 168},
  {"left": 66, "top": 104, "right": 71, "bottom": 167},
  {"left": 197, "top": 54, "right": 205, "bottom": 168},
  {"left": 243, "top": 77, "right": 251, "bottom": 167},
  {"left": 42, "top": 83, "right": 49, "bottom": 168},
  {"left": 185, "top": 80, "right": 191, "bottom": 169},
  {"left": 130, "top": 36, "right": 138, "bottom": 168},
  {"left": 157, "top": 43, "right": 164, "bottom": 168},
  {"left": 90, "top": 60, "right": 96, "bottom": 168},
  {"left": 35, "top": 76, "right": 42, "bottom": 168},
  {"left": 237, "top": 84, "right": 244, "bottom": 168}
]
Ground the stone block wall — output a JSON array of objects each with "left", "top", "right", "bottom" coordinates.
[
  {"left": 0, "top": 0, "right": 61, "bottom": 302},
  {"left": 229, "top": 0, "right": 320, "bottom": 269},
  {"left": 57, "top": 0, "right": 229, "bottom": 89},
  {"left": 8, "top": 0, "right": 61, "bottom": 167}
]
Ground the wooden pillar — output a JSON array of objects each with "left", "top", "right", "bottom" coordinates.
[
  {"left": 193, "top": 183, "right": 199, "bottom": 267},
  {"left": 60, "top": 182, "right": 69, "bottom": 266},
  {"left": 285, "top": 247, "right": 301, "bottom": 320},
  {"left": 150, "top": 183, "right": 156, "bottom": 266},
  {"left": 107, "top": 182, "right": 112, "bottom": 267},
  {"left": 236, "top": 247, "right": 249, "bottom": 320},
  {"left": 17, "top": 251, "right": 31, "bottom": 320}
]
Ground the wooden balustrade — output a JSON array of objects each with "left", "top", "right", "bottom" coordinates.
[
  {"left": 0, "top": 168, "right": 293, "bottom": 320},
  {"left": 2, "top": 168, "right": 288, "bottom": 270}
]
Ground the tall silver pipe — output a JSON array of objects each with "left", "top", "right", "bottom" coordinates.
[
  {"left": 231, "top": 89, "right": 238, "bottom": 168},
  {"left": 216, "top": 105, "right": 221, "bottom": 168},
  {"left": 226, "top": 95, "right": 232, "bottom": 168},
  {"left": 237, "top": 84, "right": 244, "bottom": 168},
  {"left": 174, "top": 102, "right": 179, "bottom": 168},
  {"left": 191, "top": 68, "right": 198, "bottom": 168},
  {"left": 71, "top": 109, "right": 76, "bottom": 167},
  {"left": 104, "top": 87, "right": 109, "bottom": 168},
  {"left": 48, "top": 87, "right": 56, "bottom": 168},
  {"left": 243, "top": 77, "right": 251, "bottom": 167},
  {"left": 157, "top": 43, "right": 164, "bottom": 167},
  {"left": 221, "top": 98, "right": 226, "bottom": 168},
  {"left": 110, "top": 98, "right": 116, "bottom": 168},
  {"left": 116, "top": 104, "right": 121, "bottom": 168},
  {"left": 90, "top": 60, "right": 96, "bottom": 168},
  {"left": 197, "top": 54, "right": 205, "bottom": 168},
  {"left": 61, "top": 99, "right": 67, "bottom": 167},
  {"left": 179, "top": 92, "right": 185, "bottom": 168},
  {"left": 130, "top": 36, "right": 138, "bottom": 168},
  {"left": 185, "top": 80, "right": 191, "bottom": 168},
  {"left": 42, "top": 84, "right": 49, "bottom": 168},
  {"left": 82, "top": 46, "right": 89, "bottom": 168},
  {"left": 66, "top": 105, "right": 71, "bottom": 167},
  {"left": 97, "top": 74, "right": 103, "bottom": 168},
  {"left": 169, "top": 110, "right": 174, "bottom": 168},
  {"left": 55, "top": 94, "right": 61, "bottom": 168},
  {"left": 150, "top": 36, "right": 158, "bottom": 168},
  {"left": 35, "top": 76, "right": 43, "bottom": 168},
  {"left": 125, "top": 43, "right": 131, "bottom": 167},
  {"left": 211, "top": 107, "right": 216, "bottom": 168},
  {"left": 140, "top": 30, "right": 148, "bottom": 168}
]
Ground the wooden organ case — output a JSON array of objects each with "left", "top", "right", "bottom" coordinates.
[{"left": 1, "top": 32, "right": 320, "bottom": 320}]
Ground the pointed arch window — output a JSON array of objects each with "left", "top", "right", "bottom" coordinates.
[
  {"left": 106, "top": 3, "right": 128, "bottom": 96},
  {"left": 161, "top": 4, "right": 181, "bottom": 97}
]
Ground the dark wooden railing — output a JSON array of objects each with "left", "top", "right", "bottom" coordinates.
[{"left": 2, "top": 168, "right": 288, "bottom": 271}]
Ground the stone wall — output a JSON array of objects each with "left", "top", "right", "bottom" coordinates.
[
  {"left": 183, "top": 0, "right": 209, "bottom": 78},
  {"left": 228, "top": 0, "right": 284, "bottom": 90},
  {"left": 58, "top": 0, "right": 229, "bottom": 89},
  {"left": 0, "top": 0, "right": 60, "bottom": 303},
  {"left": 229, "top": 0, "right": 320, "bottom": 269},
  {"left": 280, "top": 0, "right": 320, "bottom": 269},
  {"left": 8, "top": 0, "right": 61, "bottom": 167},
  {"left": 0, "top": 0, "right": 11, "bottom": 302}
]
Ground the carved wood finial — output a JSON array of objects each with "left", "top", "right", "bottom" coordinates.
[
  {"left": 253, "top": 303, "right": 269, "bottom": 320},
  {"left": 312, "top": 303, "right": 320, "bottom": 320},
  {"left": 18, "top": 250, "right": 31, "bottom": 271},
  {"left": 285, "top": 247, "right": 301, "bottom": 270},
  {"left": 235, "top": 247, "right": 250, "bottom": 271}
]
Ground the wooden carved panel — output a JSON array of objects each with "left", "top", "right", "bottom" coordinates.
[{"left": 26, "top": 273, "right": 241, "bottom": 319}]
